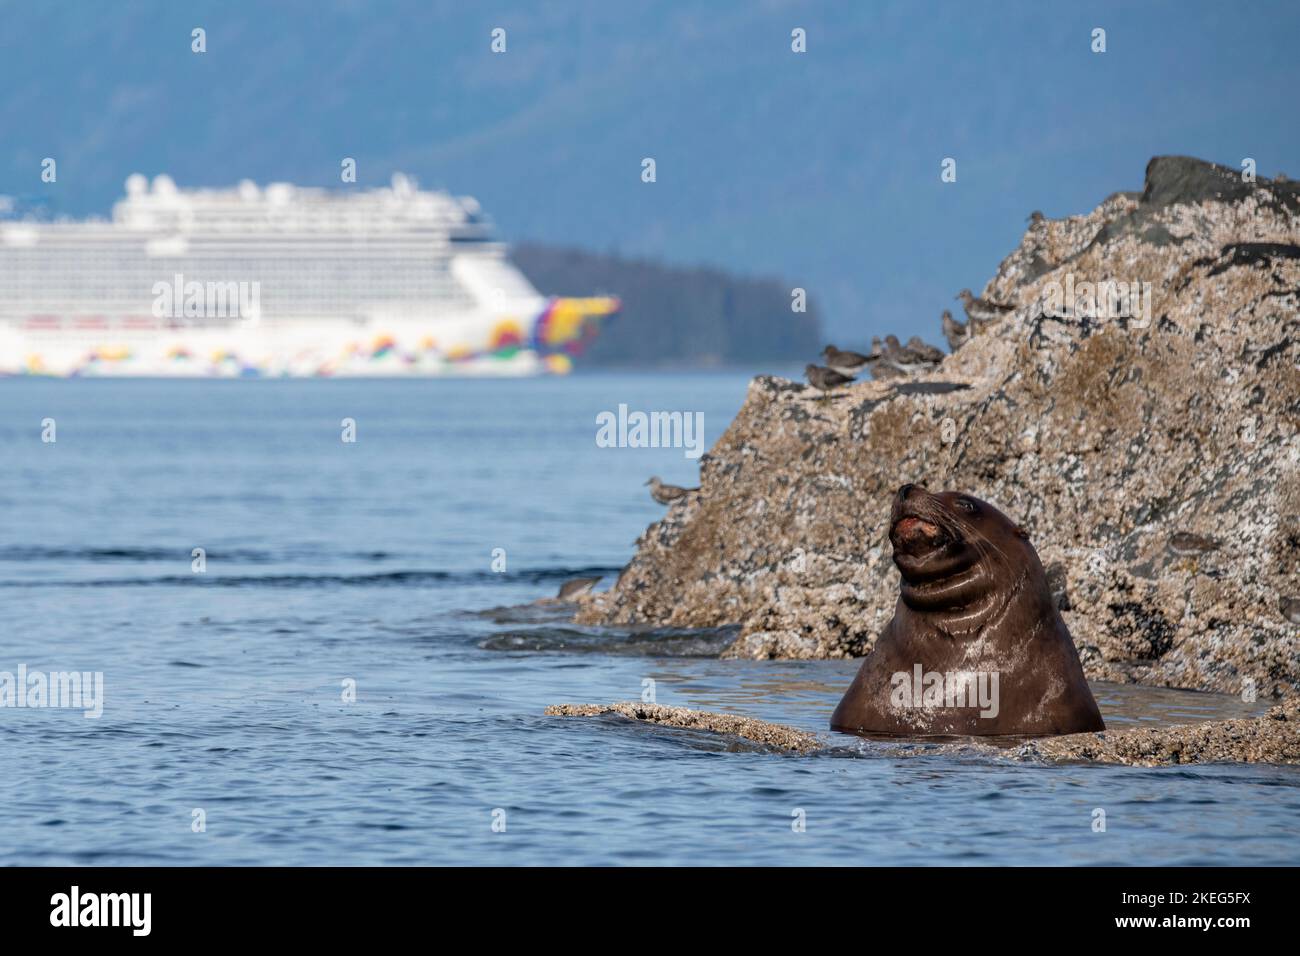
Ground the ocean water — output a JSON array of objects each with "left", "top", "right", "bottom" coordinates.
[{"left": 1, "top": 374, "right": 1297, "bottom": 866}]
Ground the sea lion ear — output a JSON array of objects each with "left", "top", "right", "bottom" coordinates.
[{"left": 1014, "top": 526, "right": 1030, "bottom": 540}]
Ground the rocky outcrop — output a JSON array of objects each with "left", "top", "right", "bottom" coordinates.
[
  {"left": 545, "top": 699, "right": 1300, "bottom": 766},
  {"left": 577, "top": 157, "right": 1300, "bottom": 698}
]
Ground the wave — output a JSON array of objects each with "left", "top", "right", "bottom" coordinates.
[
  {"left": 480, "top": 625, "right": 737, "bottom": 657},
  {"left": 0, "top": 565, "right": 621, "bottom": 589},
  {"left": 0, "top": 545, "right": 392, "bottom": 564}
]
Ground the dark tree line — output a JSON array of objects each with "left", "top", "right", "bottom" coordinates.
[{"left": 512, "top": 242, "right": 823, "bottom": 367}]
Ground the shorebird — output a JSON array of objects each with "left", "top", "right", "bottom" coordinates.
[
  {"left": 555, "top": 576, "right": 601, "bottom": 601},
  {"left": 1167, "top": 531, "right": 1219, "bottom": 574},
  {"left": 645, "top": 476, "right": 697, "bottom": 505},
  {"left": 1167, "top": 532, "right": 1219, "bottom": 557},
  {"left": 941, "top": 309, "right": 969, "bottom": 351},
  {"left": 906, "top": 336, "right": 944, "bottom": 365},
  {"left": 955, "top": 289, "right": 1015, "bottom": 330},
  {"left": 879, "top": 335, "right": 941, "bottom": 377},
  {"left": 861, "top": 336, "right": 904, "bottom": 379},
  {"left": 805, "top": 363, "right": 856, "bottom": 396},
  {"left": 821, "top": 343, "right": 878, "bottom": 377}
]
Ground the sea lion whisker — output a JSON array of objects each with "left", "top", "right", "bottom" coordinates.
[
  {"left": 944, "top": 512, "right": 1014, "bottom": 566},
  {"left": 962, "top": 522, "right": 1012, "bottom": 565}
]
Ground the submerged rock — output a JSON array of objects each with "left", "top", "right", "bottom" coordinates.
[
  {"left": 1020, "top": 699, "right": 1300, "bottom": 766},
  {"left": 547, "top": 699, "right": 1300, "bottom": 766},
  {"left": 544, "top": 702, "right": 822, "bottom": 753},
  {"left": 576, "top": 156, "right": 1300, "bottom": 698}
]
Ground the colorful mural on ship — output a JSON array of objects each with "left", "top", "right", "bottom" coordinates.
[{"left": 6, "top": 296, "right": 620, "bottom": 377}]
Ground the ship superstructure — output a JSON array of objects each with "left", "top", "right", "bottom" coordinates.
[{"left": 0, "top": 174, "right": 618, "bottom": 376}]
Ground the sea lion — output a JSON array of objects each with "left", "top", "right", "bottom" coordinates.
[{"left": 831, "top": 485, "right": 1104, "bottom": 737}]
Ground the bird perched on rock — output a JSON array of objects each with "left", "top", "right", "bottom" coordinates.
[
  {"left": 879, "top": 335, "right": 942, "bottom": 377},
  {"left": 1166, "top": 531, "right": 1219, "bottom": 574},
  {"left": 941, "top": 309, "right": 969, "bottom": 351},
  {"left": 867, "top": 345, "right": 905, "bottom": 379},
  {"left": 821, "top": 343, "right": 877, "bottom": 378},
  {"left": 1167, "top": 532, "right": 1219, "bottom": 557},
  {"left": 906, "top": 336, "right": 945, "bottom": 365},
  {"left": 955, "top": 289, "right": 1015, "bottom": 331},
  {"left": 861, "top": 336, "right": 904, "bottom": 379},
  {"left": 805, "top": 363, "right": 855, "bottom": 395},
  {"left": 555, "top": 576, "right": 602, "bottom": 601},
  {"left": 645, "top": 476, "right": 697, "bottom": 505},
  {"left": 1027, "top": 210, "right": 1045, "bottom": 225}
]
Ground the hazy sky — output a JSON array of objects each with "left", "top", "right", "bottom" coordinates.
[{"left": 2, "top": 0, "right": 1297, "bottom": 342}]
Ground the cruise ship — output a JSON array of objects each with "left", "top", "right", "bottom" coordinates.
[{"left": 0, "top": 174, "right": 619, "bottom": 376}]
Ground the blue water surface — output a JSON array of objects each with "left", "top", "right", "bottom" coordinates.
[{"left": 1, "top": 374, "right": 1297, "bottom": 866}]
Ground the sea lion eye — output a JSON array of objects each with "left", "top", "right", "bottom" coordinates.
[{"left": 956, "top": 498, "right": 978, "bottom": 513}]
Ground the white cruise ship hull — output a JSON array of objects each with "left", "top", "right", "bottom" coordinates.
[
  {"left": 0, "top": 300, "right": 616, "bottom": 378},
  {"left": 0, "top": 174, "right": 619, "bottom": 377}
]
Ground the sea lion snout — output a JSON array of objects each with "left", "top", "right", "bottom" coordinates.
[
  {"left": 890, "top": 483, "right": 931, "bottom": 530},
  {"left": 889, "top": 488, "right": 1035, "bottom": 589},
  {"left": 891, "top": 516, "right": 946, "bottom": 551},
  {"left": 889, "top": 484, "right": 947, "bottom": 553}
]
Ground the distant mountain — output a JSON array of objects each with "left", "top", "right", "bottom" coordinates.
[
  {"left": 512, "top": 242, "right": 822, "bottom": 366},
  {"left": 1, "top": 2, "right": 1296, "bottom": 340}
]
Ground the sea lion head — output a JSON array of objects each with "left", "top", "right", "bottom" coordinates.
[{"left": 889, "top": 484, "right": 1039, "bottom": 620}]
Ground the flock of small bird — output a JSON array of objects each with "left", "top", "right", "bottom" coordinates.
[
  {"left": 646, "top": 288, "right": 1019, "bottom": 505},
  {"left": 806, "top": 336, "right": 941, "bottom": 393},
  {"left": 804, "top": 287, "right": 1015, "bottom": 396},
  {"left": 945, "top": 288, "right": 1015, "bottom": 350}
]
